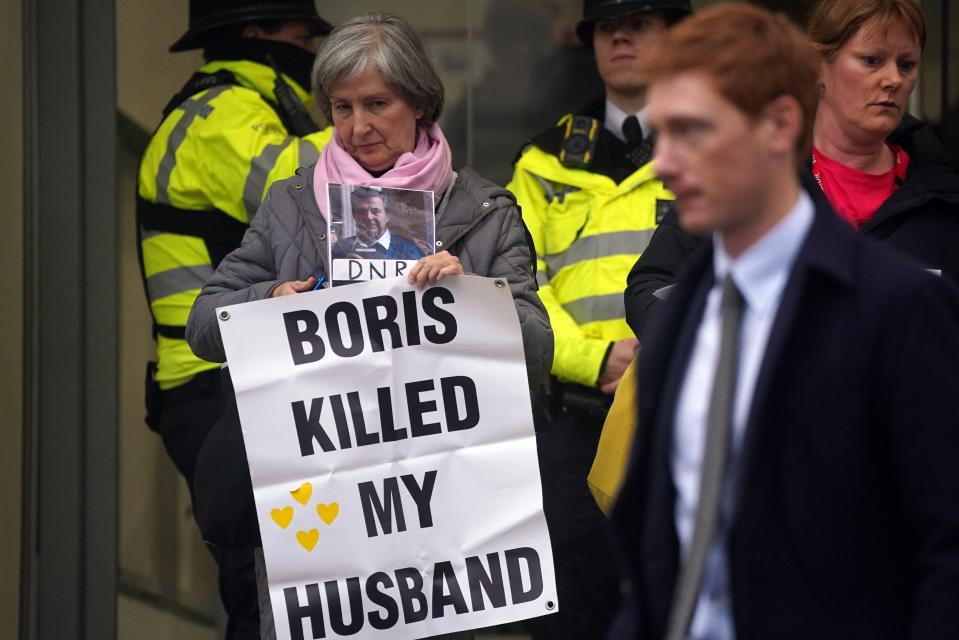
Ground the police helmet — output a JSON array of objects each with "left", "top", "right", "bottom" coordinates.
[
  {"left": 170, "top": 0, "right": 332, "bottom": 52},
  {"left": 575, "top": 0, "right": 692, "bottom": 47}
]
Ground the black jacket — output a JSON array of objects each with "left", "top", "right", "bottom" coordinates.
[{"left": 624, "top": 115, "right": 959, "bottom": 338}]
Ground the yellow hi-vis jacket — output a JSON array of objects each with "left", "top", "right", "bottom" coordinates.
[
  {"left": 138, "top": 59, "right": 332, "bottom": 390},
  {"left": 508, "top": 125, "right": 674, "bottom": 387}
]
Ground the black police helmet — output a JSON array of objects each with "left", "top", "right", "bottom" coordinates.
[
  {"left": 169, "top": 0, "right": 332, "bottom": 52},
  {"left": 575, "top": 0, "right": 692, "bottom": 47}
]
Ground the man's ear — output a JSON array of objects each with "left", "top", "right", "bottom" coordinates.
[{"left": 762, "top": 94, "right": 803, "bottom": 157}]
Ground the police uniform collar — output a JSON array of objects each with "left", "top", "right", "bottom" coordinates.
[
  {"left": 203, "top": 37, "right": 315, "bottom": 92},
  {"left": 604, "top": 99, "right": 649, "bottom": 143}
]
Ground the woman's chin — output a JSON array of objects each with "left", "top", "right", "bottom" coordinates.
[
  {"left": 858, "top": 114, "right": 903, "bottom": 141},
  {"left": 356, "top": 155, "right": 396, "bottom": 174}
]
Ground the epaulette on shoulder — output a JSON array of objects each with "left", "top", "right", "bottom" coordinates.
[
  {"left": 512, "top": 123, "right": 560, "bottom": 167},
  {"left": 529, "top": 121, "right": 568, "bottom": 158},
  {"left": 162, "top": 69, "right": 241, "bottom": 119}
]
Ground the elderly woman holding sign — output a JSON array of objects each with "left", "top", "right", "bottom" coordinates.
[
  {"left": 187, "top": 12, "right": 550, "bottom": 378},
  {"left": 184, "top": 12, "right": 552, "bottom": 639}
]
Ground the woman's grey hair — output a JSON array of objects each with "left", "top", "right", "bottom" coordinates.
[{"left": 312, "top": 13, "right": 445, "bottom": 126}]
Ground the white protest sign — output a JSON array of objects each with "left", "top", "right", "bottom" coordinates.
[{"left": 216, "top": 275, "right": 557, "bottom": 640}]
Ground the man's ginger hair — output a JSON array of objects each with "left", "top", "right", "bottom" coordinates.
[{"left": 639, "top": 2, "right": 819, "bottom": 158}]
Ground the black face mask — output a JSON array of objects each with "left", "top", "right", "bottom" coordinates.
[{"left": 204, "top": 37, "right": 316, "bottom": 92}]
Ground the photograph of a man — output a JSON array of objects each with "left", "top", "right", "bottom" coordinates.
[{"left": 332, "top": 186, "right": 427, "bottom": 260}]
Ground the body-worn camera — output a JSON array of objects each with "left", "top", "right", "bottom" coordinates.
[{"left": 559, "top": 116, "right": 599, "bottom": 169}]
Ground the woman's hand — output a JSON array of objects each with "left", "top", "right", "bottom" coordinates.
[
  {"left": 406, "top": 251, "right": 464, "bottom": 289},
  {"left": 272, "top": 276, "right": 316, "bottom": 297}
]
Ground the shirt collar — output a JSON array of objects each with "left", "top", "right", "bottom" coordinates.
[
  {"left": 360, "top": 228, "right": 392, "bottom": 249},
  {"left": 713, "top": 190, "right": 814, "bottom": 314},
  {"left": 605, "top": 98, "right": 649, "bottom": 143}
]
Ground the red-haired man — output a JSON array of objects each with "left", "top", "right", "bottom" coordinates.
[{"left": 609, "top": 4, "right": 959, "bottom": 639}]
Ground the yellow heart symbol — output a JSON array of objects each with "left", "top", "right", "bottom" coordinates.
[
  {"left": 296, "top": 529, "right": 319, "bottom": 552},
  {"left": 271, "top": 506, "right": 294, "bottom": 529},
  {"left": 291, "top": 482, "right": 312, "bottom": 506},
  {"left": 316, "top": 502, "right": 339, "bottom": 526}
]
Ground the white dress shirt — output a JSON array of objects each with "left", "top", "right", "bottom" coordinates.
[
  {"left": 672, "top": 190, "right": 814, "bottom": 639},
  {"left": 357, "top": 228, "right": 392, "bottom": 250},
  {"left": 604, "top": 98, "right": 650, "bottom": 142}
]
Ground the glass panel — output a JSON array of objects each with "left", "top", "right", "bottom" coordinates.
[{"left": 449, "top": 0, "right": 603, "bottom": 186}]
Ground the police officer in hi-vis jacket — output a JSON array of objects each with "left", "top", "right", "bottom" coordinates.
[
  {"left": 507, "top": 1, "right": 691, "bottom": 638},
  {"left": 137, "top": 1, "right": 332, "bottom": 636}
]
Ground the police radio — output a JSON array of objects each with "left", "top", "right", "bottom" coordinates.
[
  {"left": 559, "top": 116, "right": 599, "bottom": 169},
  {"left": 266, "top": 55, "right": 321, "bottom": 137}
]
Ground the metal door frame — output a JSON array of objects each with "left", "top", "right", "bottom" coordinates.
[{"left": 21, "top": 0, "right": 118, "bottom": 636}]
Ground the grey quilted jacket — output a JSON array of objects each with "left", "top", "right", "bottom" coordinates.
[{"left": 186, "top": 166, "right": 553, "bottom": 398}]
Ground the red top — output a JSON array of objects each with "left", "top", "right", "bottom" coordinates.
[{"left": 811, "top": 144, "right": 910, "bottom": 230}]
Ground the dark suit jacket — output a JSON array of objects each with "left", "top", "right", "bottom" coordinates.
[{"left": 609, "top": 197, "right": 959, "bottom": 640}]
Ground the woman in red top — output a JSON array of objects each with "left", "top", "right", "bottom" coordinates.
[
  {"left": 808, "top": 0, "right": 959, "bottom": 278},
  {"left": 626, "top": 0, "right": 959, "bottom": 337}
]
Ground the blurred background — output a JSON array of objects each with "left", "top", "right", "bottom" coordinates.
[{"left": 3, "top": 0, "right": 957, "bottom": 638}]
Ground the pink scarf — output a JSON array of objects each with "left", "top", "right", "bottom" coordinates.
[{"left": 313, "top": 123, "right": 453, "bottom": 221}]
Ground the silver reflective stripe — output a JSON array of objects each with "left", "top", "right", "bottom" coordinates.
[
  {"left": 536, "top": 270, "right": 550, "bottom": 287},
  {"left": 298, "top": 139, "right": 320, "bottom": 169},
  {"left": 243, "top": 137, "right": 294, "bottom": 218},
  {"left": 146, "top": 264, "right": 215, "bottom": 301},
  {"left": 562, "top": 293, "right": 626, "bottom": 325},
  {"left": 155, "top": 86, "right": 230, "bottom": 205},
  {"left": 546, "top": 229, "right": 655, "bottom": 276}
]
